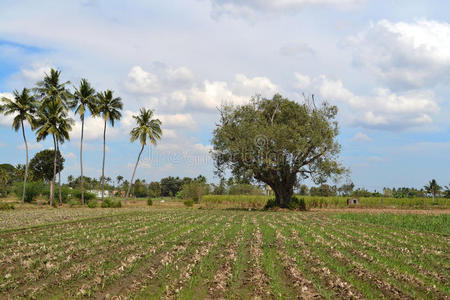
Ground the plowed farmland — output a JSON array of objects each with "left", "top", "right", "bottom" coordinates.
[{"left": 0, "top": 208, "right": 448, "bottom": 299}]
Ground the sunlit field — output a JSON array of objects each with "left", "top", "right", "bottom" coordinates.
[{"left": 0, "top": 207, "right": 448, "bottom": 299}]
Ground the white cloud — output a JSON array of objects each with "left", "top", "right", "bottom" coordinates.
[
  {"left": 124, "top": 66, "right": 160, "bottom": 94},
  {"left": 347, "top": 19, "right": 450, "bottom": 89},
  {"left": 21, "top": 62, "right": 52, "bottom": 82},
  {"left": 295, "top": 73, "right": 439, "bottom": 129},
  {"left": 158, "top": 114, "right": 196, "bottom": 129},
  {"left": 71, "top": 115, "right": 119, "bottom": 141},
  {"left": 64, "top": 152, "right": 76, "bottom": 159},
  {"left": 352, "top": 132, "right": 372, "bottom": 142},
  {"left": 280, "top": 42, "right": 315, "bottom": 57},
  {"left": 210, "top": 0, "right": 366, "bottom": 17},
  {"left": 17, "top": 142, "right": 43, "bottom": 150},
  {"left": 0, "top": 92, "right": 15, "bottom": 127}
]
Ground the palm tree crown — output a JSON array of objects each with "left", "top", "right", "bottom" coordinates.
[
  {"left": 35, "top": 102, "right": 71, "bottom": 142},
  {"left": 0, "top": 88, "right": 37, "bottom": 131},
  {"left": 69, "top": 79, "right": 97, "bottom": 118},
  {"left": 34, "top": 69, "right": 71, "bottom": 109},
  {"left": 130, "top": 108, "right": 162, "bottom": 146},
  {"left": 97, "top": 90, "right": 123, "bottom": 126}
]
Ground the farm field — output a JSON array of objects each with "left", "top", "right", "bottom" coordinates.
[{"left": 0, "top": 208, "right": 449, "bottom": 299}]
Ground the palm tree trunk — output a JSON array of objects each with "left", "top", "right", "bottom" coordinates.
[
  {"left": 57, "top": 139, "right": 62, "bottom": 206},
  {"left": 80, "top": 115, "right": 85, "bottom": 205},
  {"left": 125, "top": 144, "right": 145, "bottom": 203},
  {"left": 101, "top": 118, "right": 107, "bottom": 201},
  {"left": 50, "top": 134, "right": 57, "bottom": 206},
  {"left": 21, "top": 121, "right": 28, "bottom": 205}
]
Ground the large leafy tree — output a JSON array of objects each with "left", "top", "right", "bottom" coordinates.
[
  {"left": 29, "top": 150, "right": 64, "bottom": 182},
  {"left": 125, "top": 108, "right": 162, "bottom": 202},
  {"left": 97, "top": 90, "right": 123, "bottom": 201},
  {"left": 212, "top": 94, "right": 345, "bottom": 207},
  {"left": 0, "top": 88, "right": 38, "bottom": 204},
  {"left": 69, "top": 79, "right": 97, "bottom": 205}
]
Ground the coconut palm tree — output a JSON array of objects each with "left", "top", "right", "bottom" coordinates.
[
  {"left": 0, "top": 88, "right": 37, "bottom": 204},
  {"left": 125, "top": 108, "right": 162, "bottom": 203},
  {"left": 54, "top": 113, "right": 74, "bottom": 205},
  {"left": 35, "top": 102, "right": 71, "bottom": 205},
  {"left": 69, "top": 79, "right": 97, "bottom": 205},
  {"left": 97, "top": 90, "right": 122, "bottom": 201},
  {"left": 34, "top": 69, "right": 71, "bottom": 110},
  {"left": 424, "top": 179, "right": 442, "bottom": 203}
]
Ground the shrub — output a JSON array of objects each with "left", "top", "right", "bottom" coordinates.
[
  {"left": 87, "top": 200, "right": 97, "bottom": 208},
  {"left": 182, "top": 182, "right": 206, "bottom": 203},
  {"left": 0, "top": 202, "right": 14, "bottom": 210},
  {"left": 147, "top": 198, "right": 153, "bottom": 206},
  {"left": 175, "top": 190, "right": 183, "bottom": 199},
  {"left": 14, "top": 181, "right": 42, "bottom": 203},
  {"left": 184, "top": 199, "right": 194, "bottom": 207},
  {"left": 72, "top": 190, "right": 97, "bottom": 201},
  {"left": 101, "top": 198, "right": 122, "bottom": 208},
  {"left": 264, "top": 198, "right": 277, "bottom": 210},
  {"left": 68, "top": 199, "right": 81, "bottom": 207},
  {"left": 43, "top": 186, "right": 72, "bottom": 203},
  {"left": 288, "top": 196, "right": 306, "bottom": 211}
]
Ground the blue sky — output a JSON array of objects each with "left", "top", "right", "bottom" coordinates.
[{"left": 0, "top": 0, "right": 449, "bottom": 190}]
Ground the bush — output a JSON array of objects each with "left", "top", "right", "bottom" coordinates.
[
  {"left": 43, "top": 186, "right": 72, "bottom": 203},
  {"left": 147, "top": 198, "right": 153, "bottom": 206},
  {"left": 184, "top": 199, "right": 194, "bottom": 207},
  {"left": 182, "top": 182, "right": 207, "bottom": 203},
  {"left": 68, "top": 199, "right": 81, "bottom": 207},
  {"left": 14, "top": 181, "right": 42, "bottom": 203},
  {"left": 175, "top": 191, "right": 183, "bottom": 199},
  {"left": 87, "top": 200, "right": 97, "bottom": 208},
  {"left": 288, "top": 196, "right": 306, "bottom": 211},
  {"left": 0, "top": 202, "right": 14, "bottom": 210},
  {"left": 101, "top": 198, "right": 122, "bottom": 208},
  {"left": 264, "top": 198, "right": 277, "bottom": 210},
  {"left": 72, "top": 190, "right": 97, "bottom": 201}
]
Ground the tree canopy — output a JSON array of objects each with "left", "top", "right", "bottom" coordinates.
[
  {"left": 29, "top": 150, "right": 64, "bottom": 182},
  {"left": 212, "top": 94, "right": 345, "bottom": 207}
]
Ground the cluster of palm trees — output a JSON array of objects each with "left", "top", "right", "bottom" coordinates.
[{"left": 0, "top": 68, "right": 162, "bottom": 206}]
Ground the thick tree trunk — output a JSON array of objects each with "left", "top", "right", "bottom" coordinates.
[
  {"left": 50, "top": 134, "right": 57, "bottom": 206},
  {"left": 125, "top": 144, "right": 145, "bottom": 204},
  {"left": 101, "top": 118, "right": 107, "bottom": 201},
  {"left": 57, "top": 139, "right": 62, "bottom": 206},
  {"left": 80, "top": 115, "right": 85, "bottom": 205},
  {"left": 272, "top": 183, "right": 294, "bottom": 208},
  {"left": 21, "top": 121, "right": 28, "bottom": 205}
]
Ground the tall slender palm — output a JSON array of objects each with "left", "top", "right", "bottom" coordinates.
[
  {"left": 54, "top": 113, "right": 74, "bottom": 205},
  {"left": 125, "top": 108, "right": 162, "bottom": 203},
  {"left": 34, "top": 69, "right": 71, "bottom": 110},
  {"left": 69, "top": 79, "right": 97, "bottom": 205},
  {"left": 0, "top": 89, "right": 37, "bottom": 204},
  {"left": 35, "top": 102, "right": 71, "bottom": 206},
  {"left": 97, "top": 90, "right": 123, "bottom": 201}
]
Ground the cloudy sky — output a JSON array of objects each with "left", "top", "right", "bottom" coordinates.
[{"left": 0, "top": 0, "right": 449, "bottom": 190}]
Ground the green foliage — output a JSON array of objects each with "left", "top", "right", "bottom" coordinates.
[
  {"left": 147, "top": 181, "right": 161, "bottom": 198},
  {"left": 228, "top": 184, "right": 263, "bottom": 195},
  {"left": 0, "top": 202, "right": 14, "bottom": 210},
  {"left": 264, "top": 198, "right": 277, "bottom": 210},
  {"left": 182, "top": 181, "right": 207, "bottom": 203},
  {"left": 101, "top": 198, "right": 122, "bottom": 208},
  {"left": 42, "top": 186, "right": 72, "bottom": 203},
  {"left": 87, "top": 200, "right": 97, "bottom": 208},
  {"left": 147, "top": 198, "right": 153, "bottom": 206},
  {"left": 160, "top": 176, "right": 183, "bottom": 197},
  {"left": 202, "top": 194, "right": 450, "bottom": 209},
  {"left": 29, "top": 150, "right": 64, "bottom": 181},
  {"left": 335, "top": 213, "right": 450, "bottom": 234},
  {"left": 183, "top": 199, "right": 194, "bottom": 207},
  {"left": 212, "top": 94, "right": 345, "bottom": 207},
  {"left": 287, "top": 195, "right": 306, "bottom": 210},
  {"left": 175, "top": 190, "right": 183, "bottom": 199},
  {"left": 14, "top": 181, "right": 43, "bottom": 203},
  {"left": 72, "top": 189, "right": 96, "bottom": 201}
]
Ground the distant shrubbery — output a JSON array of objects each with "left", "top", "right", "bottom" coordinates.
[
  {"left": 72, "top": 190, "right": 97, "bottom": 201},
  {"left": 183, "top": 199, "right": 194, "bottom": 207},
  {"left": 101, "top": 198, "right": 122, "bottom": 208},
  {"left": 147, "top": 198, "right": 153, "bottom": 206},
  {"left": 0, "top": 202, "right": 14, "bottom": 210},
  {"left": 87, "top": 200, "right": 97, "bottom": 208},
  {"left": 13, "top": 181, "right": 43, "bottom": 203}
]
